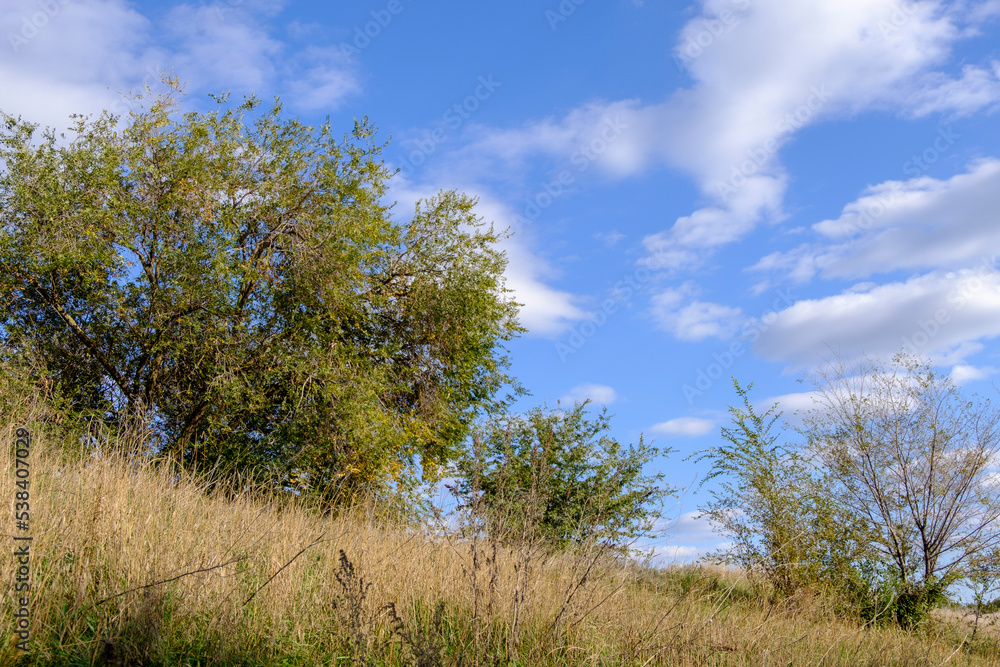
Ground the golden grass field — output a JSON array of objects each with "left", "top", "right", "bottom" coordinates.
[{"left": 2, "top": 423, "right": 999, "bottom": 666}]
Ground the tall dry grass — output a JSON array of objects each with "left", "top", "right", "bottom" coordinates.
[{"left": 0, "top": 420, "right": 998, "bottom": 665}]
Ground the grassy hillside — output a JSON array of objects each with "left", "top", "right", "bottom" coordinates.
[{"left": 2, "top": 425, "right": 998, "bottom": 666}]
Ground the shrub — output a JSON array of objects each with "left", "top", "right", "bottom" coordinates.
[{"left": 454, "top": 401, "right": 672, "bottom": 553}]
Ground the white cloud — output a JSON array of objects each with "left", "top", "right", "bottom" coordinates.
[
  {"left": 651, "top": 283, "right": 743, "bottom": 341},
  {"left": 754, "top": 269, "right": 1000, "bottom": 369},
  {"left": 968, "top": 0, "right": 1000, "bottom": 22},
  {"left": 595, "top": 229, "right": 626, "bottom": 247},
  {"left": 163, "top": 5, "right": 360, "bottom": 112},
  {"left": 429, "top": 1, "right": 1000, "bottom": 275},
  {"left": 0, "top": 0, "right": 158, "bottom": 129},
  {"left": 652, "top": 544, "right": 706, "bottom": 562},
  {"left": 750, "top": 160, "right": 1000, "bottom": 377},
  {"left": 501, "top": 240, "right": 588, "bottom": 337},
  {"left": 560, "top": 384, "right": 618, "bottom": 406},
  {"left": 904, "top": 61, "right": 1000, "bottom": 117},
  {"left": 951, "top": 364, "right": 997, "bottom": 384},
  {"left": 453, "top": 101, "right": 644, "bottom": 182},
  {"left": 761, "top": 159, "right": 1000, "bottom": 282},
  {"left": 649, "top": 417, "right": 716, "bottom": 438},
  {"left": 286, "top": 46, "right": 362, "bottom": 111},
  {"left": 163, "top": 3, "right": 282, "bottom": 93},
  {"left": 760, "top": 391, "right": 822, "bottom": 424},
  {"left": 0, "top": 0, "right": 359, "bottom": 133}
]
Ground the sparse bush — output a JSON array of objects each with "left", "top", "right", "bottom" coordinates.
[
  {"left": 695, "top": 380, "right": 877, "bottom": 601},
  {"left": 805, "top": 352, "right": 1000, "bottom": 625},
  {"left": 701, "top": 354, "right": 1000, "bottom": 630},
  {"left": 331, "top": 549, "right": 375, "bottom": 663}
]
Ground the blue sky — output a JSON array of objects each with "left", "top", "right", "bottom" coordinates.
[{"left": 4, "top": 0, "right": 1000, "bottom": 561}]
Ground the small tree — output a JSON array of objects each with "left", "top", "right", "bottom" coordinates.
[
  {"left": 966, "top": 547, "right": 1000, "bottom": 643},
  {"left": 454, "top": 401, "right": 672, "bottom": 553},
  {"left": 695, "top": 379, "right": 877, "bottom": 597},
  {"left": 804, "top": 352, "right": 1000, "bottom": 622}
]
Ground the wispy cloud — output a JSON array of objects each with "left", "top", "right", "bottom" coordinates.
[
  {"left": 649, "top": 417, "right": 716, "bottom": 438},
  {"left": 758, "top": 159, "right": 1000, "bottom": 282},
  {"left": 651, "top": 282, "right": 743, "bottom": 341},
  {"left": 754, "top": 268, "right": 1000, "bottom": 370},
  {"left": 560, "top": 384, "right": 618, "bottom": 406},
  {"left": 0, "top": 0, "right": 360, "bottom": 132}
]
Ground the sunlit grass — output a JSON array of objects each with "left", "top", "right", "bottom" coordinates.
[{"left": 0, "top": 419, "right": 997, "bottom": 665}]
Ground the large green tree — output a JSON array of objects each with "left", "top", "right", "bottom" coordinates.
[{"left": 0, "top": 86, "right": 522, "bottom": 501}]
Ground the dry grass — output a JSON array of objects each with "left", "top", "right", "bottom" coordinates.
[{"left": 1, "top": 422, "right": 998, "bottom": 666}]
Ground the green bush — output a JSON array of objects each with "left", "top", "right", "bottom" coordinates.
[
  {"left": 454, "top": 401, "right": 673, "bottom": 553},
  {"left": 694, "top": 380, "right": 878, "bottom": 599}
]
